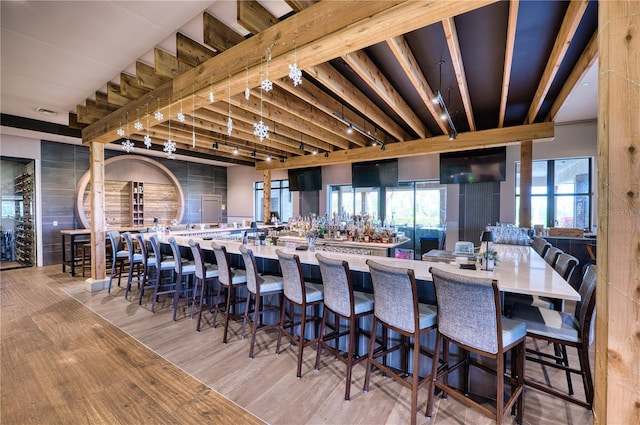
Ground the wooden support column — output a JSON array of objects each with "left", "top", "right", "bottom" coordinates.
[
  {"left": 262, "top": 170, "right": 271, "bottom": 222},
  {"left": 89, "top": 142, "right": 106, "bottom": 286},
  {"left": 518, "top": 140, "right": 532, "bottom": 228},
  {"left": 595, "top": 1, "right": 640, "bottom": 424}
]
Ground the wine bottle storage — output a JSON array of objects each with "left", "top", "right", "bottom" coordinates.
[
  {"left": 131, "top": 181, "right": 144, "bottom": 226},
  {"left": 14, "top": 172, "right": 35, "bottom": 266}
]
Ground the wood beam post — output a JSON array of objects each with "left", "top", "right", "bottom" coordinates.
[
  {"left": 518, "top": 140, "right": 532, "bottom": 228},
  {"left": 262, "top": 170, "right": 271, "bottom": 223},
  {"left": 89, "top": 142, "right": 106, "bottom": 283},
  {"left": 595, "top": 1, "right": 640, "bottom": 424}
]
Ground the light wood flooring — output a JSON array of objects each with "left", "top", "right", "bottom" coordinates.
[{"left": 1, "top": 265, "right": 595, "bottom": 424}]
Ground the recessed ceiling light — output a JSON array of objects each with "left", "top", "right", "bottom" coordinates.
[
  {"left": 581, "top": 82, "right": 591, "bottom": 87},
  {"left": 36, "top": 107, "right": 58, "bottom": 116}
]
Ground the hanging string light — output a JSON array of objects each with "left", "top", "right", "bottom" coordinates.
[{"left": 227, "top": 74, "right": 233, "bottom": 136}]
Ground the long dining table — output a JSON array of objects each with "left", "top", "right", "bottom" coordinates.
[{"left": 162, "top": 232, "right": 580, "bottom": 303}]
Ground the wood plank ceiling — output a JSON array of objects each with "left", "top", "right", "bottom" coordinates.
[{"left": 75, "top": 0, "right": 598, "bottom": 170}]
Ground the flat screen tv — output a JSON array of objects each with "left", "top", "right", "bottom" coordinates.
[
  {"left": 352, "top": 159, "right": 398, "bottom": 188},
  {"left": 288, "top": 167, "right": 322, "bottom": 191},
  {"left": 439, "top": 147, "right": 506, "bottom": 184}
]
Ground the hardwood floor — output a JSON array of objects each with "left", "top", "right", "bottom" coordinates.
[{"left": 1, "top": 265, "right": 594, "bottom": 424}]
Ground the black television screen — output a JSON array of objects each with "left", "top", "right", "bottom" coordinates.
[
  {"left": 439, "top": 147, "right": 506, "bottom": 184},
  {"left": 352, "top": 159, "right": 398, "bottom": 188},
  {"left": 288, "top": 167, "right": 322, "bottom": 191}
]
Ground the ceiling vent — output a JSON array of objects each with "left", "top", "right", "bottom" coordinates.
[{"left": 36, "top": 107, "right": 58, "bottom": 116}]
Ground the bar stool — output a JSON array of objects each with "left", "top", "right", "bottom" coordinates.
[
  {"left": 239, "top": 245, "right": 283, "bottom": 358},
  {"left": 168, "top": 237, "right": 196, "bottom": 321},
  {"left": 363, "top": 259, "right": 437, "bottom": 425},
  {"left": 106, "top": 231, "right": 129, "bottom": 293},
  {"left": 315, "top": 253, "right": 374, "bottom": 400},
  {"left": 211, "top": 242, "right": 247, "bottom": 343},
  {"left": 544, "top": 246, "right": 564, "bottom": 266},
  {"left": 81, "top": 243, "right": 92, "bottom": 277},
  {"left": 427, "top": 267, "right": 527, "bottom": 425},
  {"left": 188, "top": 240, "right": 219, "bottom": 332},
  {"left": 139, "top": 235, "right": 178, "bottom": 313},
  {"left": 123, "top": 232, "right": 144, "bottom": 300},
  {"left": 275, "top": 249, "right": 324, "bottom": 378}
]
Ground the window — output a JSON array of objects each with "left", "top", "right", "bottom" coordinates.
[
  {"left": 515, "top": 157, "right": 592, "bottom": 229},
  {"left": 329, "top": 181, "right": 447, "bottom": 257},
  {"left": 254, "top": 180, "right": 292, "bottom": 222}
]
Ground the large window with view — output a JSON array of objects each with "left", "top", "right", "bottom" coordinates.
[
  {"left": 515, "top": 157, "right": 592, "bottom": 229},
  {"left": 329, "top": 181, "right": 446, "bottom": 258},
  {"left": 254, "top": 180, "right": 293, "bottom": 223}
]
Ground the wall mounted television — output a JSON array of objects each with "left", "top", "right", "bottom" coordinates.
[
  {"left": 352, "top": 159, "right": 398, "bottom": 188},
  {"left": 439, "top": 147, "right": 507, "bottom": 184},
  {"left": 288, "top": 166, "right": 322, "bottom": 191}
]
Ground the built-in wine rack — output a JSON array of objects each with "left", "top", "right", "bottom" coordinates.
[
  {"left": 131, "top": 181, "right": 144, "bottom": 226},
  {"left": 14, "top": 172, "right": 34, "bottom": 266}
]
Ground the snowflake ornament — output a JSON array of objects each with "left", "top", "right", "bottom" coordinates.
[
  {"left": 163, "top": 139, "right": 176, "bottom": 157},
  {"left": 245, "top": 87, "right": 250, "bottom": 100},
  {"left": 143, "top": 134, "right": 152, "bottom": 148},
  {"left": 177, "top": 112, "right": 186, "bottom": 122},
  {"left": 288, "top": 63, "right": 302, "bottom": 87},
  {"left": 122, "top": 139, "right": 135, "bottom": 153},
  {"left": 253, "top": 120, "right": 269, "bottom": 142},
  {"left": 227, "top": 117, "right": 233, "bottom": 136},
  {"left": 154, "top": 110, "right": 164, "bottom": 120},
  {"left": 134, "top": 121, "right": 143, "bottom": 131},
  {"left": 209, "top": 90, "right": 215, "bottom": 103},
  {"left": 117, "top": 127, "right": 125, "bottom": 137},
  {"left": 260, "top": 78, "right": 273, "bottom": 92}
]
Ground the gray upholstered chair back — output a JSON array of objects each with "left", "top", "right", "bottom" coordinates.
[
  {"left": 168, "top": 237, "right": 184, "bottom": 274},
  {"left": 148, "top": 235, "right": 163, "bottom": 267},
  {"left": 107, "top": 231, "right": 123, "bottom": 254},
  {"left": 430, "top": 267, "right": 501, "bottom": 354},
  {"left": 366, "top": 259, "right": 418, "bottom": 333},
  {"left": 316, "top": 253, "right": 353, "bottom": 317},
  {"left": 555, "top": 253, "right": 579, "bottom": 282},
  {"left": 134, "top": 233, "right": 149, "bottom": 266},
  {"left": 532, "top": 237, "right": 550, "bottom": 257},
  {"left": 239, "top": 245, "right": 259, "bottom": 294},
  {"left": 576, "top": 265, "right": 597, "bottom": 345},
  {"left": 188, "top": 240, "right": 206, "bottom": 281},
  {"left": 123, "top": 232, "right": 136, "bottom": 261},
  {"left": 276, "top": 249, "right": 305, "bottom": 304},
  {"left": 211, "top": 242, "right": 231, "bottom": 285},
  {"left": 543, "top": 246, "right": 563, "bottom": 266}
]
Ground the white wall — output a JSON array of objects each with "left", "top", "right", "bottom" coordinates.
[
  {"left": 227, "top": 121, "right": 597, "bottom": 234},
  {"left": 0, "top": 134, "right": 42, "bottom": 159}
]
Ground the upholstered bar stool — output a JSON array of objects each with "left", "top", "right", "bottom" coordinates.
[
  {"left": 275, "top": 249, "right": 324, "bottom": 378},
  {"left": 188, "top": 240, "right": 219, "bottom": 331},
  {"left": 531, "top": 236, "right": 551, "bottom": 258},
  {"left": 363, "top": 259, "right": 437, "bottom": 425},
  {"left": 134, "top": 233, "right": 153, "bottom": 288},
  {"left": 315, "top": 253, "right": 374, "bottom": 400},
  {"left": 106, "top": 230, "right": 129, "bottom": 293},
  {"left": 510, "top": 265, "right": 597, "bottom": 409},
  {"left": 168, "top": 237, "right": 196, "bottom": 321},
  {"left": 139, "top": 234, "right": 178, "bottom": 313},
  {"left": 427, "top": 267, "right": 527, "bottom": 425},
  {"left": 211, "top": 242, "right": 247, "bottom": 343},
  {"left": 123, "top": 232, "right": 145, "bottom": 300},
  {"left": 239, "top": 245, "right": 284, "bottom": 358},
  {"left": 543, "top": 246, "right": 563, "bottom": 266}
]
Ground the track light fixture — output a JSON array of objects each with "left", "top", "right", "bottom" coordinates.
[
  {"left": 312, "top": 149, "right": 317, "bottom": 155},
  {"left": 433, "top": 60, "right": 458, "bottom": 140},
  {"left": 324, "top": 151, "right": 329, "bottom": 158},
  {"left": 380, "top": 143, "right": 386, "bottom": 151},
  {"left": 251, "top": 150, "right": 257, "bottom": 158},
  {"left": 233, "top": 147, "right": 239, "bottom": 155},
  {"left": 212, "top": 142, "right": 219, "bottom": 150},
  {"left": 280, "top": 157, "right": 286, "bottom": 163},
  {"left": 299, "top": 142, "right": 305, "bottom": 150},
  {"left": 332, "top": 113, "right": 384, "bottom": 146}
]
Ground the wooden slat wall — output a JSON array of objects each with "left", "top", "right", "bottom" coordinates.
[
  {"left": 83, "top": 181, "right": 131, "bottom": 227},
  {"left": 144, "top": 183, "right": 179, "bottom": 227}
]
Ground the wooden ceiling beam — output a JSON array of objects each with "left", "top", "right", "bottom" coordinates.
[
  {"left": 442, "top": 17, "right": 476, "bottom": 131},
  {"left": 549, "top": 30, "right": 597, "bottom": 121},
  {"left": 498, "top": 0, "right": 519, "bottom": 128},
  {"left": 176, "top": 32, "right": 216, "bottom": 67},
  {"left": 258, "top": 86, "right": 361, "bottom": 149},
  {"left": 136, "top": 61, "right": 170, "bottom": 91},
  {"left": 306, "top": 63, "right": 409, "bottom": 142},
  {"left": 526, "top": 0, "right": 589, "bottom": 124},
  {"left": 94, "top": 92, "right": 119, "bottom": 112},
  {"left": 202, "top": 11, "right": 245, "bottom": 52},
  {"left": 77, "top": 99, "right": 113, "bottom": 124},
  {"left": 84, "top": 0, "right": 497, "bottom": 145},
  {"left": 191, "top": 107, "right": 303, "bottom": 156},
  {"left": 120, "top": 74, "right": 151, "bottom": 99},
  {"left": 256, "top": 121, "right": 555, "bottom": 171},
  {"left": 106, "top": 82, "right": 131, "bottom": 107},
  {"left": 386, "top": 35, "right": 448, "bottom": 135},
  {"left": 285, "top": 0, "right": 318, "bottom": 13},
  {"left": 237, "top": 0, "right": 279, "bottom": 35},
  {"left": 342, "top": 50, "right": 428, "bottom": 138},
  {"left": 154, "top": 47, "right": 191, "bottom": 79}
]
